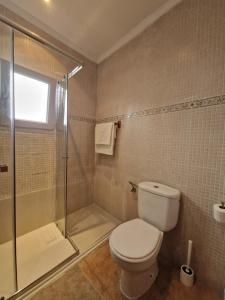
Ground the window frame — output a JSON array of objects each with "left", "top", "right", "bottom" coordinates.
[{"left": 14, "top": 65, "right": 56, "bottom": 130}]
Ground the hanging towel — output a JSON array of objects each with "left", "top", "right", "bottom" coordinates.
[
  {"left": 95, "top": 122, "right": 113, "bottom": 145},
  {"left": 95, "top": 122, "right": 116, "bottom": 155}
]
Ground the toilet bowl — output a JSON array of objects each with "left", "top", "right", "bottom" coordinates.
[
  {"left": 109, "top": 218, "right": 163, "bottom": 299},
  {"left": 109, "top": 182, "right": 180, "bottom": 299}
]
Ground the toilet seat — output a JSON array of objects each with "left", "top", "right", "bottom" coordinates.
[{"left": 109, "top": 218, "right": 163, "bottom": 263}]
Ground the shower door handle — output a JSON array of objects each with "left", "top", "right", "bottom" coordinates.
[{"left": 0, "top": 164, "right": 8, "bottom": 172}]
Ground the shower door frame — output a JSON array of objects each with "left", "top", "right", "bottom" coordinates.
[
  {"left": 0, "top": 16, "right": 83, "bottom": 300},
  {"left": 55, "top": 75, "right": 79, "bottom": 254}
]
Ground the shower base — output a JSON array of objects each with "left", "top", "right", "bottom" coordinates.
[
  {"left": 0, "top": 205, "right": 120, "bottom": 298},
  {"left": 0, "top": 223, "right": 75, "bottom": 298},
  {"left": 68, "top": 204, "right": 120, "bottom": 254}
]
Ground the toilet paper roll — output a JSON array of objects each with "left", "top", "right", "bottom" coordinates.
[{"left": 213, "top": 204, "right": 225, "bottom": 223}]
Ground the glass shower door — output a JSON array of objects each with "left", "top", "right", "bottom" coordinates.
[
  {"left": 0, "top": 20, "right": 80, "bottom": 299},
  {"left": 55, "top": 77, "right": 79, "bottom": 252},
  {"left": 0, "top": 24, "right": 17, "bottom": 299},
  {"left": 55, "top": 77, "right": 68, "bottom": 236},
  {"left": 13, "top": 30, "right": 77, "bottom": 291}
]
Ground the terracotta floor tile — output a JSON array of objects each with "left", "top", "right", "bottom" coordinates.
[
  {"left": 31, "top": 266, "right": 101, "bottom": 300},
  {"left": 79, "top": 242, "right": 122, "bottom": 299},
  {"left": 31, "top": 240, "right": 223, "bottom": 300}
]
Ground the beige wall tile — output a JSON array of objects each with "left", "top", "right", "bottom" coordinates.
[
  {"left": 95, "top": 0, "right": 225, "bottom": 292},
  {"left": 97, "top": 0, "right": 225, "bottom": 119}
]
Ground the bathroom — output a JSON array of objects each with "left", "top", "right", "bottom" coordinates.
[{"left": 0, "top": 0, "right": 224, "bottom": 299}]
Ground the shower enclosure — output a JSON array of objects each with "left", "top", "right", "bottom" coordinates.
[{"left": 0, "top": 19, "right": 82, "bottom": 299}]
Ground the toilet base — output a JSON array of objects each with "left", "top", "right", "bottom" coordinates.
[{"left": 119, "top": 262, "right": 158, "bottom": 299}]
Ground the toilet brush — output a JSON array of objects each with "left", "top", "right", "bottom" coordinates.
[{"left": 180, "top": 240, "right": 194, "bottom": 287}]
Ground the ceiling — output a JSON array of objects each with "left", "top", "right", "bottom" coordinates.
[{"left": 0, "top": 0, "right": 181, "bottom": 63}]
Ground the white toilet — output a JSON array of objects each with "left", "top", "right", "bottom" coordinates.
[{"left": 109, "top": 182, "right": 180, "bottom": 299}]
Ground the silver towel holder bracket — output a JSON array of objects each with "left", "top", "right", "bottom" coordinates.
[{"left": 114, "top": 121, "right": 121, "bottom": 128}]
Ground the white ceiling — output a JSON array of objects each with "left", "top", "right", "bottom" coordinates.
[{"left": 0, "top": 0, "right": 181, "bottom": 63}]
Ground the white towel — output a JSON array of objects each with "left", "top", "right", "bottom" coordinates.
[
  {"left": 95, "top": 122, "right": 113, "bottom": 145},
  {"left": 95, "top": 122, "right": 116, "bottom": 155}
]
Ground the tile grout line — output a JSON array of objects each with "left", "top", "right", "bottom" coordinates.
[
  {"left": 78, "top": 242, "right": 110, "bottom": 300},
  {"left": 78, "top": 263, "right": 107, "bottom": 300}
]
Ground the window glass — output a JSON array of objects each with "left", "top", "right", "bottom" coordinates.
[{"left": 14, "top": 72, "right": 49, "bottom": 123}]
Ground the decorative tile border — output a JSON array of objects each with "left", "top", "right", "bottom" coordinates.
[
  {"left": 69, "top": 115, "right": 96, "bottom": 124},
  {"left": 68, "top": 94, "right": 225, "bottom": 124},
  {"left": 96, "top": 94, "right": 225, "bottom": 123}
]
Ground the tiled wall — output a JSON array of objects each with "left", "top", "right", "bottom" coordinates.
[
  {"left": 95, "top": 0, "right": 225, "bottom": 292},
  {"left": 15, "top": 128, "right": 56, "bottom": 238},
  {"left": 67, "top": 119, "right": 95, "bottom": 215},
  {"left": 67, "top": 62, "right": 97, "bottom": 221},
  {"left": 15, "top": 129, "right": 56, "bottom": 197},
  {"left": 0, "top": 126, "right": 56, "bottom": 243}
]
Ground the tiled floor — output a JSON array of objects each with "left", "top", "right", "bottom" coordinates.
[
  {"left": 30, "top": 241, "right": 222, "bottom": 300},
  {"left": 68, "top": 204, "right": 120, "bottom": 254}
]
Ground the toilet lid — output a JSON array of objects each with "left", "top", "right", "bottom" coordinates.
[{"left": 110, "top": 218, "right": 162, "bottom": 259}]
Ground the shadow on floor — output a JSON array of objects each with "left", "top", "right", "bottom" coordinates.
[{"left": 31, "top": 241, "right": 223, "bottom": 300}]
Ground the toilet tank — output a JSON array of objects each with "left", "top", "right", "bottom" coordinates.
[{"left": 138, "top": 182, "right": 180, "bottom": 232}]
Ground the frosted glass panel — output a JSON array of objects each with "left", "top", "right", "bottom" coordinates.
[{"left": 14, "top": 72, "right": 49, "bottom": 123}]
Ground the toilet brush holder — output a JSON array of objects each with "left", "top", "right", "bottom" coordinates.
[
  {"left": 180, "top": 240, "right": 194, "bottom": 287},
  {"left": 180, "top": 265, "right": 194, "bottom": 287}
]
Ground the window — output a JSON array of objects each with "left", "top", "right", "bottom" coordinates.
[
  {"left": 15, "top": 73, "right": 49, "bottom": 123},
  {"left": 14, "top": 67, "right": 56, "bottom": 129}
]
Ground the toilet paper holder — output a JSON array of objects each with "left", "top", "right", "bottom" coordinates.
[
  {"left": 128, "top": 181, "right": 137, "bottom": 193},
  {"left": 219, "top": 202, "right": 225, "bottom": 209}
]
